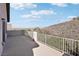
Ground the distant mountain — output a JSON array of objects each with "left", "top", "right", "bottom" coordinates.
[{"left": 42, "top": 17, "right": 79, "bottom": 40}]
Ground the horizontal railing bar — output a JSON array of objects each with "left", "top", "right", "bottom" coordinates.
[{"left": 38, "top": 33, "right": 79, "bottom": 42}]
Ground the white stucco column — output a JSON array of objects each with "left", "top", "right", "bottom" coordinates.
[{"left": 33, "top": 31, "right": 37, "bottom": 42}]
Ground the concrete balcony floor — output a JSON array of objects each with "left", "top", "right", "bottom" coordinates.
[
  {"left": 33, "top": 41, "right": 63, "bottom": 56},
  {"left": 2, "top": 30, "right": 38, "bottom": 56},
  {"left": 1, "top": 30, "right": 64, "bottom": 56}
]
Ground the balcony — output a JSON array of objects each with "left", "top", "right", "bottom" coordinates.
[
  {"left": 1, "top": 30, "right": 64, "bottom": 56},
  {"left": 1, "top": 30, "right": 38, "bottom": 56}
]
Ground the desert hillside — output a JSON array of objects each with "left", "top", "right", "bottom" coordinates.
[{"left": 42, "top": 17, "right": 79, "bottom": 40}]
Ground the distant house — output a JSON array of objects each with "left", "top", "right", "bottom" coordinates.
[{"left": 0, "top": 3, "right": 10, "bottom": 55}]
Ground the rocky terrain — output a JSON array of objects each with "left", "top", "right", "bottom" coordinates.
[{"left": 41, "top": 17, "right": 79, "bottom": 40}]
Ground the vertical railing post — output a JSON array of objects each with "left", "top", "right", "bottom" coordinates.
[
  {"left": 63, "top": 38, "right": 64, "bottom": 52},
  {"left": 75, "top": 41, "right": 76, "bottom": 55},
  {"left": 78, "top": 40, "right": 79, "bottom": 55},
  {"left": 72, "top": 40, "right": 73, "bottom": 55},
  {"left": 75, "top": 40, "right": 78, "bottom": 56},
  {"left": 45, "top": 33, "right": 47, "bottom": 45},
  {"left": 66, "top": 40, "right": 68, "bottom": 53}
]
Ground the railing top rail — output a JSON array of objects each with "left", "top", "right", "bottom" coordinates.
[{"left": 38, "top": 32, "right": 79, "bottom": 42}]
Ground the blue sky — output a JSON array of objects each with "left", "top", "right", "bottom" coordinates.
[{"left": 10, "top": 3, "right": 79, "bottom": 28}]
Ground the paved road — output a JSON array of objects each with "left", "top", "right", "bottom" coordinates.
[{"left": 2, "top": 30, "right": 39, "bottom": 56}]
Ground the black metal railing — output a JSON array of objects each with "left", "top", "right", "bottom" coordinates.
[{"left": 37, "top": 33, "right": 79, "bottom": 56}]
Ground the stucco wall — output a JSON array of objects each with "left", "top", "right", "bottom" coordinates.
[
  {"left": 0, "top": 3, "right": 7, "bottom": 56},
  {"left": 0, "top": 20, "right": 3, "bottom": 55},
  {"left": 0, "top": 3, "right": 7, "bottom": 20}
]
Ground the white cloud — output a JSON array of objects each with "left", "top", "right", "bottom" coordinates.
[
  {"left": 51, "top": 3, "right": 68, "bottom": 7},
  {"left": 22, "top": 14, "right": 40, "bottom": 19},
  {"left": 10, "top": 3, "right": 37, "bottom": 9},
  {"left": 67, "top": 16, "right": 77, "bottom": 19},
  {"left": 21, "top": 10, "right": 56, "bottom": 19},
  {"left": 71, "top": 3, "right": 79, "bottom": 5},
  {"left": 31, "top": 10, "right": 55, "bottom": 15}
]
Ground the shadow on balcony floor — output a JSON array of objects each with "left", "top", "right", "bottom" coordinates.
[{"left": 1, "top": 30, "right": 39, "bottom": 56}]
